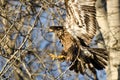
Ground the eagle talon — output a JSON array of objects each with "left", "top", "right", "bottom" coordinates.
[
  {"left": 49, "top": 54, "right": 65, "bottom": 60},
  {"left": 49, "top": 54, "right": 57, "bottom": 60}
]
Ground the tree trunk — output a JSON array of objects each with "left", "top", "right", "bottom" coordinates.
[
  {"left": 96, "top": 0, "right": 120, "bottom": 80},
  {"left": 96, "top": 0, "right": 109, "bottom": 48},
  {"left": 106, "top": 0, "right": 120, "bottom": 80}
]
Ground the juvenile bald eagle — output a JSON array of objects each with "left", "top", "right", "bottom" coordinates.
[{"left": 49, "top": 0, "right": 108, "bottom": 79}]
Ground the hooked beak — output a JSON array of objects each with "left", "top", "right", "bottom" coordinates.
[{"left": 48, "top": 28, "right": 54, "bottom": 32}]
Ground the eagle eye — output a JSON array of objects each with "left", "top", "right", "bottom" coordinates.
[{"left": 49, "top": 26, "right": 64, "bottom": 32}]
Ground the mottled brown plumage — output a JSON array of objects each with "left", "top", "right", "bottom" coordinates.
[
  {"left": 49, "top": 26, "right": 108, "bottom": 80},
  {"left": 48, "top": 0, "right": 108, "bottom": 80}
]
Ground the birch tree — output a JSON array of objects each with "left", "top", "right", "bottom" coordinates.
[
  {"left": 107, "top": 0, "right": 120, "bottom": 80},
  {"left": 96, "top": 0, "right": 120, "bottom": 80}
]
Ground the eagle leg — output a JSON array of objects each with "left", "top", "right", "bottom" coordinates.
[{"left": 49, "top": 54, "right": 66, "bottom": 60}]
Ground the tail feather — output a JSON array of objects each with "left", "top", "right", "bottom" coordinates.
[
  {"left": 78, "top": 60, "right": 85, "bottom": 74},
  {"left": 69, "top": 60, "right": 78, "bottom": 72},
  {"left": 88, "top": 48, "right": 108, "bottom": 60},
  {"left": 95, "top": 54, "right": 107, "bottom": 66},
  {"left": 67, "top": 46, "right": 108, "bottom": 74},
  {"left": 80, "top": 47, "right": 108, "bottom": 70},
  {"left": 69, "top": 60, "right": 85, "bottom": 74},
  {"left": 91, "top": 56, "right": 105, "bottom": 69}
]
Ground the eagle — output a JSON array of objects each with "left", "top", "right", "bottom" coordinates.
[{"left": 48, "top": 0, "right": 108, "bottom": 79}]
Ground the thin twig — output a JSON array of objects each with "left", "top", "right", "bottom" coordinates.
[{"left": 0, "top": 6, "right": 43, "bottom": 77}]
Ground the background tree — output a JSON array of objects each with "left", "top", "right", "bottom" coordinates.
[
  {"left": 0, "top": 0, "right": 119, "bottom": 80},
  {"left": 96, "top": 0, "right": 120, "bottom": 80},
  {"left": 106, "top": 0, "right": 120, "bottom": 80}
]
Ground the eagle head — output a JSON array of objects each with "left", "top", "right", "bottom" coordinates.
[{"left": 48, "top": 26, "right": 64, "bottom": 37}]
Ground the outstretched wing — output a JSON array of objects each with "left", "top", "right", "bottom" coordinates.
[{"left": 65, "top": 0, "right": 97, "bottom": 45}]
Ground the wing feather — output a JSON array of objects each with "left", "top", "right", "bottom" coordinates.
[{"left": 65, "top": 1, "right": 97, "bottom": 45}]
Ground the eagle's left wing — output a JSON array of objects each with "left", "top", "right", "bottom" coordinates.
[{"left": 65, "top": 0, "right": 97, "bottom": 45}]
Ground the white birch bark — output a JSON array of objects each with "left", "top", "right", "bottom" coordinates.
[
  {"left": 107, "top": 0, "right": 120, "bottom": 80},
  {"left": 96, "top": 0, "right": 120, "bottom": 80}
]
